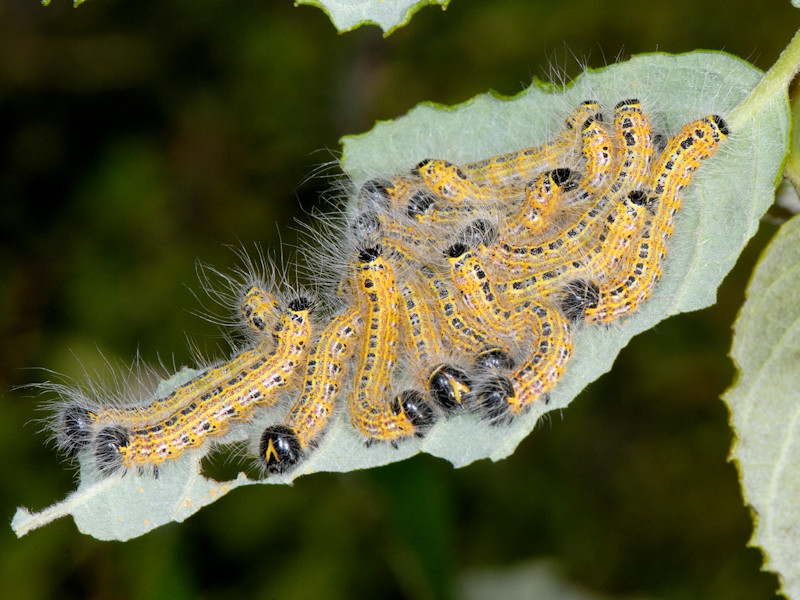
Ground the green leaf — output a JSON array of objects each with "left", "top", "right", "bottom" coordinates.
[
  {"left": 12, "top": 50, "right": 790, "bottom": 541},
  {"left": 295, "top": 0, "right": 449, "bottom": 35},
  {"left": 724, "top": 212, "right": 800, "bottom": 599},
  {"left": 458, "top": 560, "right": 625, "bottom": 600}
]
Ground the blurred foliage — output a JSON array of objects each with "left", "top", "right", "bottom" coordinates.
[{"left": 1, "top": 0, "right": 797, "bottom": 598}]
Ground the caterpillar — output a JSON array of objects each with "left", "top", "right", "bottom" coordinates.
[
  {"left": 463, "top": 100, "right": 602, "bottom": 188},
  {"left": 260, "top": 303, "right": 363, "bottom": 475},
  {"left": 53, "top": 285, "right": 282, "bottom": 453},
  {"left": 56, "top": 293, "right": 312, "bottom": 475},
  {"left": 338, "top": 247, "right": 437, "bottom": 448}
]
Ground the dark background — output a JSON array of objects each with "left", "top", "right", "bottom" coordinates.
[{"left": 1, "top": 0, "right": 797, "bottom": 598}]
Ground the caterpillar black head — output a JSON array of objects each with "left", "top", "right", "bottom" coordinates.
[
  {"left": 94, "top": 426, "right": 130, "bottom": 476},
  {"left": 392, "top": 390, "right": 436, "bottom": 436},
  {"left": 474, "top": 347, "right": 515, "bottom": 371},
  {"left": 460, "top": 219, "right": 497, "bottom": 249},
  {"left": 260, "top": 425, "right": 303, "bottom": 475},
  {"left": 476, "top": 375, "right": 515, "bottom": 424},
  {"left": 559, "top": 279, "right": 600, "bottom": 323},
  {"left": 406, "top": 190, "right": 438, "bottom": 219},
  {"left": 357, "top": 178, "right": 391, "bottom": 210},
  {"left": 427, "top": 364, "right": 473, "bottom": 413},
  {"left": 59, "top": 404, "right": 94, "bottom": 456}
]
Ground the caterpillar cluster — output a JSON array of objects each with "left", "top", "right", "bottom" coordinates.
[{"left": 49, "top": 99, "right": 728, "bottom": 479}]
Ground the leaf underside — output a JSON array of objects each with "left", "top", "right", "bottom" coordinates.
[
  {"left": 12, "top": 51, "right": 789, "bottom": 541},
  {"left": 724, "top": 211, "right": 800, "bottom": 600},
  {"left": 295, "top": 0, "right": 449, "bottom": 35}
]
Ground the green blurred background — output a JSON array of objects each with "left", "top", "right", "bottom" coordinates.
[{"left": 1, "top": 1, "right": 797, "bottom": 598}]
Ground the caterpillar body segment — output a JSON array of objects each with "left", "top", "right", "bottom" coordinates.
[
  {"left": 586, "top": 190, "right": 650, "bottom": 279},
  {"left": 414, "top": 158, "right": 495, "bottom": 207},
  {"left": 576, "top": 113, "right": 614, "bottom": 198},
  {"left": 609, "top": 99, "right": 655, "bottom": 195},
  {"left": 398, "top": 276, "right": 447, "bottom": 374},
  {"left": 241, "top": 286, "right": 281, "bottom": 335}
]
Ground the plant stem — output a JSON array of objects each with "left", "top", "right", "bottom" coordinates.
[{"left": 730, "top": 27, "right": 800, "bottom": 129}]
